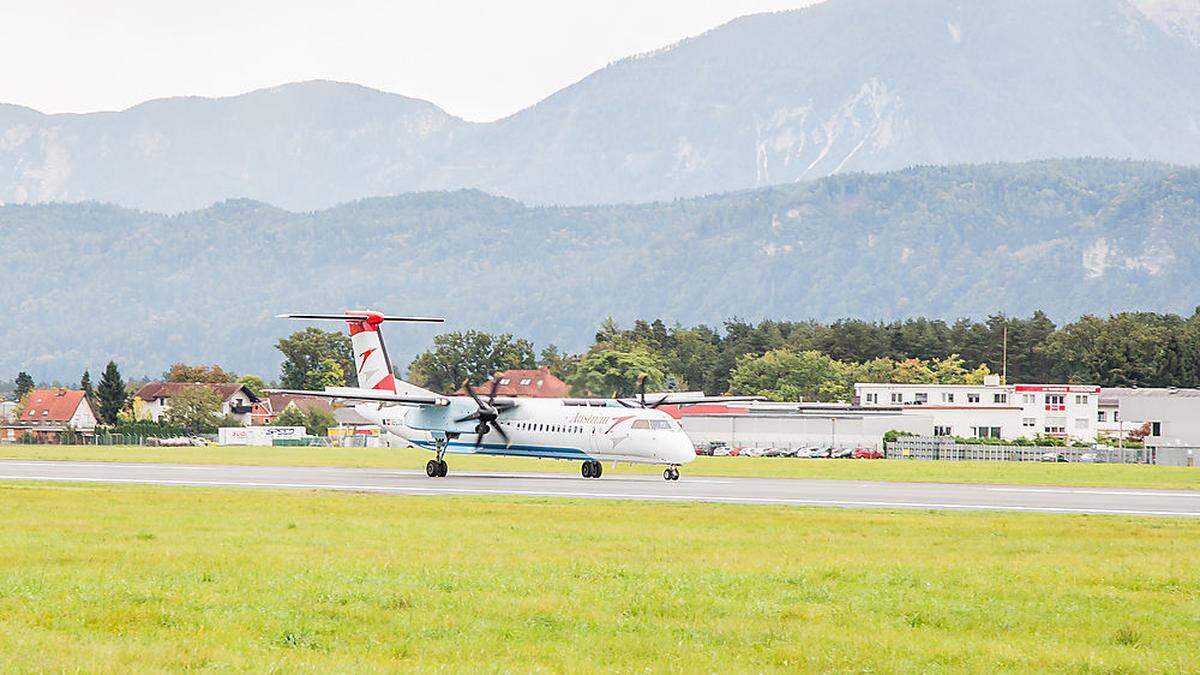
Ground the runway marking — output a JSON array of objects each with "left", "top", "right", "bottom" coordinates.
[
  {"left": 0, "top": 474, "right": 1197, "bottom": 517},
  {"left": 986, "top": 487, "right": 1200, "bottom": 498}
]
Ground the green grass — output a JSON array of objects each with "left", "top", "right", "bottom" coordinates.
[
  {"left": 0, "top": 482, "right": 1197, "bottom": 671},
  {"left": 3, "top": 443, "right": 1200, "bottom": 490}
]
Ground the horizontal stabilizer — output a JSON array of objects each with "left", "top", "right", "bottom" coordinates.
[
  {"left": 277, "top": 312, "right": 444, "bottom": 323},
  {"left": 266, "top": 387, "right": 451, "bottom": 407}
]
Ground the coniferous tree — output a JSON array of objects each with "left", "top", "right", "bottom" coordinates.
[
  {"left": 80, "top": 370, "right": 94, "bottom": 399},
  {"left": 14, "top": 372, "right": 34, "bottom": 399},
  {"left": 96, "top": 361, "right": 126, "bottom": 425}
]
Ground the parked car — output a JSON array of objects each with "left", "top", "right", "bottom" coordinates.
[
  {"left": 852, "top": 448, "right": 884, "bottom": 459},
  {"left": 808, "top": 447, "right": 832, "bottom": 459},
  {"left": 1077, "top": 452, "right": 1099, "bottom": 463},
  {"left": 831, "top": 447, "right": 854, "bottom": 459},
  {"left": 1039, "top": 452, "right": 1068, "bottom": 463}
]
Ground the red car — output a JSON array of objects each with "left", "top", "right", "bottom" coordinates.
[{"left": 852, "top": 448, "right": 884, "bottom": 459}]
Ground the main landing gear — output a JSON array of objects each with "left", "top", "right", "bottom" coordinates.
[
  {"left": 663, "top": 466, "right": 680, "bottom": 481},
  {"left": 581, "top": 460, "right": 604, "bottom": 479},
  {"left": 426, "top": 437, "right": 449, "bottom": 478}
]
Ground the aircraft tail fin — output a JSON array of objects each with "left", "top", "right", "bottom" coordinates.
[{"left": 278, "top": 311, "right": 443, "bottom": 394}]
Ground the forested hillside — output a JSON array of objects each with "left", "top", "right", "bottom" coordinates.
[{"left": 2, "top": 159, "right": 1198, "bottom": 380}]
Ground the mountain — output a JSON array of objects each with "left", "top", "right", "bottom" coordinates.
[
  {"left": 2, "top": 0, "right": 1200, "bottom": 212},
  {"left": 3, "top": 159, "right": 1199, "bottom": 381}
]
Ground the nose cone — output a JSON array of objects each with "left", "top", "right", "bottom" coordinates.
[{"left": 671, "top": 434, "right": 697, "bottom": 464}]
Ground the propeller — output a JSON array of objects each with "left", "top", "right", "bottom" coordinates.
[
  {"left": 616, "top": 375, "right": 672, "bottom": 408},
  {"left": 456, "top": 377, "right": 512, "bottom": 448}
]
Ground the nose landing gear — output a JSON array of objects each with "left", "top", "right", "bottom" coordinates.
[
  {"left": 426, "top": 437, "right": 449, "bottom": 477},
  {"left": 581, "top": 460, "right": 603, "bottom": 478},
  {"left": 663, "top": 466, "right": 680, "bottom": 481}
]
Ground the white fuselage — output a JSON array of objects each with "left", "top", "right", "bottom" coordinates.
[{"left": 356, "top": 398, "right": 697, "bottom": 466}]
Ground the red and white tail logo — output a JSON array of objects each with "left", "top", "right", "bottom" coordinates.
[{"left": 348, "top": 313, "right": 397, "bottom": 392}]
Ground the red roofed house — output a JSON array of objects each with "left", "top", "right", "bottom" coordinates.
[
  {"left": 2, "top": 389, "right": 99, "bottom": 442},
  {"left": 134, "top": 382, "right": 259, "bottom": 426},
  {"left": 457, "top": 367, "right": 570, "bottom": 398}
]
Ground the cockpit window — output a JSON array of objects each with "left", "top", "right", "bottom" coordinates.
[
  {"left": 631, "top": 419, "right": 650, "bottom": 429},
  {"left": 650, "top": 420, "right": 672, "bottom": 430}
]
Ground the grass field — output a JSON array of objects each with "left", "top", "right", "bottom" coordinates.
[
  {"left": 3, "top": 443, "right": 1200, "bottom": 490},
  {"left": 0, "top": 482, "right": 1196, "bottom": 671}
]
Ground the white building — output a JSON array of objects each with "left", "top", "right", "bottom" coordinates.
[
  {"left": 1101, "top": 387, "right": 1200, "bottom": 449},
  {"left": 855, "top": 377, "right": 1099, "bottom": 442}
]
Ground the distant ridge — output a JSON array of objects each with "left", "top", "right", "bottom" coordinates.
[{"left": 2, "top": 0, "right": 1199, "bottom": 212}]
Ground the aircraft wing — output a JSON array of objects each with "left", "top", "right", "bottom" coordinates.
[
  {"left": 634, "top": 394, "right": 767, "bottom": 407},
  {"left": 266, "top": 387, "right": 452, "bottom": 407}
]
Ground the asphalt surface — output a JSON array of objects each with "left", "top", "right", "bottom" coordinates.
[{"left": 0, "top": 459, "right": 1198, "bottom": 517}]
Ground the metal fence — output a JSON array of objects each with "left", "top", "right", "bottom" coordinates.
[{"left": 887, "top": 437, "right": 1150, "bottom": 463}]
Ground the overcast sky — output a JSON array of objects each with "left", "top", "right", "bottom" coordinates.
[{"left": 0, "top": 0, "right": 820, "bottom": 121}]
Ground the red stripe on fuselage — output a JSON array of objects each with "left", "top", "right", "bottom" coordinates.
[{"left": 604, "top": 415, "right": 634, "bottom": 434}]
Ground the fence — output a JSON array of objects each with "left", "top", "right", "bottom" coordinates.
[{"left": 887, "top": 437, "right": 1151, "bottom": 463}]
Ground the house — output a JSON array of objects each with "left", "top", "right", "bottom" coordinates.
[
  {"left": 133, "top": 382, "right": 259, "bottom": 425},
  {"left": 457, "top": 367, "right": 570, "bottom": 398},
  {"left": 1, "top": 389, "right": 98, "bottom": 443},
  {"left": 249, "top": 394, "right": 336, "bottom": 426}
]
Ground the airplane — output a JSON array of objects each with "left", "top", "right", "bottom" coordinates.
[{"left": 267, "top": 311, "right": 763, "bottom": 481}]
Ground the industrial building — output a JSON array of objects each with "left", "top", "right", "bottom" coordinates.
[
  {"left": 669, "top": 402, "right": 928, "bottom": 450},
  {"left": 854, "top": 376, "right": 1100, "bottom": 442}
]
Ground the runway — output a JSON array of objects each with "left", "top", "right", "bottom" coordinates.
[{"left": 0, "top": 459, "right": 1198, "bottom": 517}]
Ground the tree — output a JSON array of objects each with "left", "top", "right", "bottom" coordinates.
[
  {"left": 728, "top": 349, "right": 853, "bottom": 402},
  {"left": 567, "top": 346, "right": 667, "bottom": 397},
  {"left": 891, "top": 358, "right": 936, "bottom": 384},
  {"left": 163, "top": 385, "right": 223, "bottom": 433},
  {"left": 538, "top": 344, "right": 578, "bottom": 381},
  {"left": 277, "top": 328, "right": 355, "bottom": 390},
  {"left": 964, "top": 363, "right": 994, "bottom": 384},
  {"left": 79, "top": 370, "right": 94, "bottom": 400},
  {"left": 407, "top": 331, "right": 537, "bottom": 393},
  {"left": 304, "top": 408, "right": 336, "bottom": 436},
  {"left": 274, "top": 404, "right": 309, "bottom": 429},
  {"left": 236, "top": 374, "right": 267, "bottom": 398},
  {"left": 306, "top": 358, "right": 346, "bottom": 390},
  {"left": 96, "top": 361, "right": 126, "bottom": 425},
  {"left": 14, "top": 372, "right": 34, "bottom": 400},
  {"left": 165, "top": 363, "right": 236, "bottom": 383},
  {"left": 931, "top": 354, "right": 968, "bottom": 384}
]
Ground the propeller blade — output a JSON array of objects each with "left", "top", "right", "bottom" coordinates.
[
  {"left": 487, "top": 376, "right": 500, "bottom": 405},
  {"left": 474, "top": 430, "right": 485, "bottom": 448},
  {"left": 454, "top": 411, "right": 481, "bottom": 423},
  {"left": 616, "top": 398, "right": 636, "bottom": 408},
  {"left": 490, "top": 420, "right": 511, "bottom": 447},
  {"left": 463, "top": 380, "right": 486, "bottom": 409},
  {"left": 649, "top": 394, "right": 671, "bottom": 409}
]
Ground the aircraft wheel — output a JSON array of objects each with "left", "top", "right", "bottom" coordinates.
[
  {"left": 426, "top": 460, "right": 439, "bottom": 478},
  {"left": 438, "top": 460, "right": 448, "bottom": 478},
  {"left": 593, "top": 462, "right": 603, "bottom": 479},
  {"left": 582, "top": 461, "right": 593, "bottom": 478},
  {"left": 663, "top": 468, "right": 673, "bottom": 481}
]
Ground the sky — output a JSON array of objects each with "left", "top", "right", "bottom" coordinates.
[{"left": 0, "top": 0, "right": 820, "bottom": 121}]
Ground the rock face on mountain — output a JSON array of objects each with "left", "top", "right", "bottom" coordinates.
[
  {"left": 3, "top": 159, "right": 1199, "bottom": 380},
  {"left": 2, "top": 0, "right": 1199, "bottom": 211}
]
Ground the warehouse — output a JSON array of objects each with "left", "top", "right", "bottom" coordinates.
[{"left": 671, "top": 402, "right": 930, "bottom": 451}]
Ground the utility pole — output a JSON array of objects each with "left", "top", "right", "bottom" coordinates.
[{"left": 1002, "top": 325, "right": 1008, "bottom": 385}]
